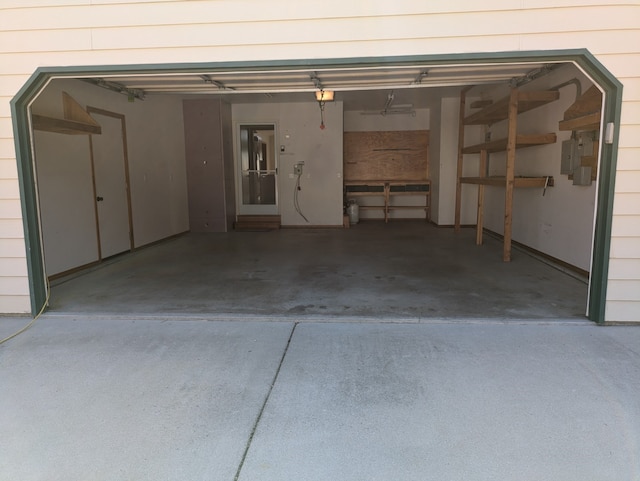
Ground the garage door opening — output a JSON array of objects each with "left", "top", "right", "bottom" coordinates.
[{"left": 11, "top": 51, "right": 622, "bottom": 322}]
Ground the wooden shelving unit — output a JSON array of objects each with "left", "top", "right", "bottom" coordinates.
[
  {"left": 32, "top": 92, "right": 101, "bottom": 135},
  {"left": 345, "top": 180, "right": 431, "bottom": 223},
  {"left": 343, "top": 130, "right": 430, "bottom": 223},
  {"left": 455, "top": 87, "right": 558, "bottom": 261}
]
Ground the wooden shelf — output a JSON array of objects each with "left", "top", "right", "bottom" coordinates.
[
  {"left": 460, "top": 176, "right": 554, "bottom": 187},
  {"left": 558, "top": 112, "right": 600, "bottom": 132},
  {"left": 33, "top": 114, "right": 101, "bottom": 135},
  {"left": 387, "top": 206, "right": 428, "bottom": 210},
  {"left": 559, "top": 85, "right": 601, "bottom": 132},
  {"left": 32, "top": 92, "right": 101, "bottom": 135},
  {"left": 464, "top": 90, "right": 559, "bottom": 125},
  {"left": 462, "top": 133, "right": 557, "bottom": 154}
]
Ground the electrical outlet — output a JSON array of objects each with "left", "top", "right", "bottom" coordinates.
[{"left": 294, "top": 163, "right": 303, "bottom": 175}]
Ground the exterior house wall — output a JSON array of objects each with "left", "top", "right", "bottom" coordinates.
[{"left": 0, "top": 1, "right": 638, "bottom": 320}]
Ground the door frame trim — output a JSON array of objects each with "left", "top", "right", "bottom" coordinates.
[
  {"left": 87, "top": 107, "right": 135, "bottom": 259},
  {"left": 10, "top": 50, "right": 623, "bottom": 322}
]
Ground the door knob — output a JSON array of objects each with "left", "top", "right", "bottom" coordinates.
[{"left": 96, "top": 196, "right": 104, "bottom": 202}]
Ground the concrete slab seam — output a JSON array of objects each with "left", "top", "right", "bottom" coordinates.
[{"left": 233, "top": 322, "right": 298, "bottom": 481}]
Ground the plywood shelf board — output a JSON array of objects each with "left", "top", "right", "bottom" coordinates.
[
  {"left": 387, "top": 206, "right": 428, "bottom": 210},
  {"left": 464, "top": 90, "right": 559, "bottom": 125},
  {"left": 462, "top": 133, "right": 557, "bottom": 154},
  {"left": 460, "top": 176, "right": 554, "bottom": 187},
  {"left": 558, "top": 112, "right": 600, "bottom": 131},
  {"left": 32, "top": 114, "right": 101, "bottom": 135}
]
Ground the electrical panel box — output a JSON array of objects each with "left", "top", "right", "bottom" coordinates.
[
  {"left": 573, "top": 166, "right": 593, "bottom": 186},
  {"left": 561, "top": 139, "right": 578, "bottom": 175}
]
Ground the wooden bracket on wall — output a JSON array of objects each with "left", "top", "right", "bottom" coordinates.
[{"left": 33, "top": 92, "right": 102, "bottom": 135}]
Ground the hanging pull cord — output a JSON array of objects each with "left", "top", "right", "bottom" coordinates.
[
  {"left": 318, "top": 101, "right": 326, "bottom": 130},
  {"left": 317, "top": 91, "right": 327, "bottom": 129}
]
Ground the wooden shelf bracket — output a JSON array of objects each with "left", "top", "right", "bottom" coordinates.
[{"left": 32, "top": 92, "right": 102, "bottom": 135}]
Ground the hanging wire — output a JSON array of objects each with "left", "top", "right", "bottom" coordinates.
[
  {"left": 317, "top": 90, "right": 327, "bottom": 130},
  {"left": 0, "top": 279, "right": 50, "bottom": 345}
]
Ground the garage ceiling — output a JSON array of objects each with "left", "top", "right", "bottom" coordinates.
[{"left": 82, "top": 61, "right": 558, "bottom": 111}]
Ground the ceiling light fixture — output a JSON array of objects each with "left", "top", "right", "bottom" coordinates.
[{"left": 315, "top": 90, "right": 334, "bottom": 102}]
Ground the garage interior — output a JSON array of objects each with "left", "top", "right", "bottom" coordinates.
[{"left": 28, "top": 59, "right": 602, "bottom": 320}]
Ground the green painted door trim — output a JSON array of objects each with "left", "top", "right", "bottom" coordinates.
[
  {"left": 11, "top": 72, "right": 51, "bottom": 315},
  {"left": 11, "top": 49, "right": 622, "bottom": 323}
]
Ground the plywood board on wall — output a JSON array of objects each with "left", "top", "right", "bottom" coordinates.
[{"left": 344, "top": 130, "right": 429, "bottom": 181}]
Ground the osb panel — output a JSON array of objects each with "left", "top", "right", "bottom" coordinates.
[{"left": 344, "top": 130, "right": 429, "bottom": 181}]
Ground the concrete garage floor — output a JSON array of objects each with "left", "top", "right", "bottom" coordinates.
[
  {"left": 1, "top": 317, "right": 639, "bottom": 481},
  {"left": 47, "top": 222, "right": 588, "bottom": 320}
]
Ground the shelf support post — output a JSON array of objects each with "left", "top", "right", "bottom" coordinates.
[
  {"left": 476, "top": 148, "right": 488, "bottom": 245},
  {"left": 503, "top": 87, "right": 519, "bottom": 262},
  {"left": 455, "top": 86, "right": 472, "bottom": 232}
]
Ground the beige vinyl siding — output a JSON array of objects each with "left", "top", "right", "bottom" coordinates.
[
  {"left": 2, "top": 3, "right": 639, "bottom": 32},
  {"left": 606, "top": 71, "right": 640, "bottom": 322},
  {"left": 0, "top": 1, "right": 639, "bottom": 320},
  {"left": 0, "top": 90, "right": 29, "bottom": 310}
]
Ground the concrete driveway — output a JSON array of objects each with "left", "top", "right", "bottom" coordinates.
[{"left": 1, "top": 315, "right": 639, "bottom": 480}]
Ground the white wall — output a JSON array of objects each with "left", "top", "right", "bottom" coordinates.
[
  {"left": 0, "top": 1, "right": 638, "bottom": 320},
  {"left": 31, "top": 79, "right": 189, "bottom": 276},
  {"left": 432, "top": 97, "right": 483, "bottom": 226},
  {"left": 344, "top": 109, "right": 429, "bottom": 132},
  {"left": 232, "top": 101, "right": 344, "bottom": 226}
]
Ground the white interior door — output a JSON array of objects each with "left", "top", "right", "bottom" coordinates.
[{"left": 89, "top": 110, "right": 133, "bottom": 259}]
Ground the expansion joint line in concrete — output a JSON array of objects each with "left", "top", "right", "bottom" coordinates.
[{"left": 232, "top": 322, "right": 298, "bottom": 481}]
